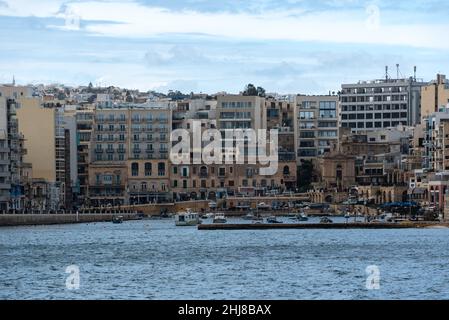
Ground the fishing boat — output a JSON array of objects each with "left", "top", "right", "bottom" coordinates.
[
  {"left": 175, "top": 209, "right": 201, "bottom": 226},
  {"left": 213, "top": 214, "right": 227, "bottom": 224}
]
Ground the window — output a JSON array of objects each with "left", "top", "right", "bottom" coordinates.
[
  {"left": 158, "top": 162, "right": 166, "bottom": 176},
  {"left": 145, "top": 163, "right": 152, "bottom": 176},
  {"left": 299, "top": 111, "right": 315, "bottom": 119},
  {"left": 131, "top": 163, "right": 139, "bottom": 176},
  {"left": 173, "top": 167, "right": 178, "bottom": 174},
  {"left": 319, "top": 101, "right": 337, "bottom": 118}
]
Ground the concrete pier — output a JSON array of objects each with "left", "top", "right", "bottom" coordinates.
[{"left": 198, "top": 222, "right": 449, "bottom": 230}]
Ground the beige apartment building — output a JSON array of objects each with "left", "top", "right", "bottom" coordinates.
[
  {"left": 294, "top": 95, "right": 339, "bottom": 164},
  {"left": 88, "top": 103, "right": 173, "bottom": 206},
  {"left": 421, "top": 74, "right": 449, "bottom": 121},
  {"left": 16, "top": 98, "right": 66, "bottom": 210}
]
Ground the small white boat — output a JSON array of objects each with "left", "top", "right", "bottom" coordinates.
[
  {"left": 175, "top": 209, "right": 201, "bottom": 226},
  {"left": 257, "top": 202, "right": 270, "bottom": 210},
  {"left": 213, "top": 214, "right": 227, "bottom": 224},
  {"left": 243, "top": 212, "right": 263, "bottom": 221}
]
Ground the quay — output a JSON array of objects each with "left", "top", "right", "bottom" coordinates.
[{"left": 198, "top": 222, "right": 449, "bottom": 230}]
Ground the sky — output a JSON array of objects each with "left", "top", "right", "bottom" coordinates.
[{"left": 0, "top": 0, "right": 448, "bottom": 94}]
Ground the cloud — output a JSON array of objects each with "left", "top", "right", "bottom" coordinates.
[
  {"left": 1, "top": 0, "right": 449, "bottom": 49},
  {"left": 144, "top": 44, "right": 211, "bottom": 66}
]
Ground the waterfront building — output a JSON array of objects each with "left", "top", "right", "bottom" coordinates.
[
  {"left": 16, "top": 98, "right": 66, "bottom": 210},
  {"left": 0, "top": 97, "right": 10, "bottom": 211},
  {"left": 422, "top": 107, "right": 449, "bottom": 172},
  {"left": 340, "top": 76, "right": 425, "bottom": 131},
  {"left": 75, "top": 108, "right": 94, "bottom": 206},
  {"left": 294, "top": 95, "right": 339, "bottom": 163},
  {"left": 421, "top": 74, "right": 449, "bottom": 121},
  {"left": 0, "top": 87, "right": 30, "bottom": 211},
  {"left": 88, "top": 102, "right": 173, "bottom": 206}
]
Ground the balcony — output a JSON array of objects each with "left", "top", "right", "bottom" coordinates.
[
  {"left": 160, "top": 149, "right": 168, "bottom": 153},
  {"left": 132, "top": 149, "right": 142, "bottom": 154},
  {"left": 95, "top": 149, "right": 104, "bottom": 154},
  {"left": 173, "top": 114, "right": 185, "bottom": 121},
  {"left": 0, "top": 171, "right": 9, "bottom": 177},
  {"left": 146, "top": 149, "right": 154, "bottom": 153},
  {"left": 117, "top": 149, "right": 126, "bottom": 154},
  {"left": 106, "top": 149, "right": 115, "bottom": 153}
]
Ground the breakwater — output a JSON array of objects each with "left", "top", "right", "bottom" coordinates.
[{"left": 198, "top": 222, "right": 449, "bottom": 230}]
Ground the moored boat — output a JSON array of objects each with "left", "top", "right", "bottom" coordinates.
[
  {"left": 112, "top": 216, "right": 123, "bottom": 224},
  {"left": 320, "top": 217, "right": 333, "bottom": 224},
  {"left": 266, "top": 216, "right": 282, "bottom": 224},
  {"left": 213, "top": 214, "right": 227, "bottom": 224},
  {"left": 175, "top": 209, "right": 201, "bottom": 226}
]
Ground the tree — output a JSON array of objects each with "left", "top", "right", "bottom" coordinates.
[
  {"left": 257, "top": 86, "right": 266, "bottom": 97},
  {"left": 125, "top": 90, "right": 133, "bottom": 102},
  {"left": 297, "top": 160, "right": 314, "bottom": 192},
  {"left": 242, "top": 84, "right": 266, "bottom": 97},
  {"left": 243, "top": 84, "right": 258, "bottom": 96}
]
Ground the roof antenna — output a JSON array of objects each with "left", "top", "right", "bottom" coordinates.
[
  {"left": 12, "top": 75, "right": 15, "bottom": 86},
  {"left": 414, "top": 66, "right": 417, "bottom": 81},
  {"left": 396, "top": 64, "right": 400, "bottom": 79},
  {"left": 385, "top": 66, "right": 389, "bottom": 81}
]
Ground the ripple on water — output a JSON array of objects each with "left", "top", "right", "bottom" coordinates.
[{"left": 1, "top": 219, "right": 449, "bottom": 299}]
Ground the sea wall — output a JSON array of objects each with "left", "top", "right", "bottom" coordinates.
[{"left": 0, "top": 213, "right": 138, "bottom": 227}]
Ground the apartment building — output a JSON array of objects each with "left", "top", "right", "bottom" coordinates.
[
  {"left": 266, "top": 98, "right": 297, "bottom": 189},
  {"left": 88, "top": 103, "right": 173, "bottom": 206},
  {"left": 421, "top": 74, "right": 449, "bottom": 121},
  {"left": 75, "top": 108, "right": 94, "bottom": 205},
  {"left": 340, "top": 77, "right": 425, "bottom": 131},
  {"left": 423, "top": 108, "right": 449, "bottom": 172},
  {"left": 16, "top": 98, "right": 66, "bottom": 210},
  {"left": 0, "top": 98, "right": 9, "bottom": 211},
  {"left": 0, "top": 88, "right": 29, "bottom": 211},
  {"left": 294, "top": 95, "right": 339, "bottom": 162}
]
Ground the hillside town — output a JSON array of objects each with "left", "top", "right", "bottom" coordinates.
[{"left": 1, "top": 71, "right": 449, "bottom": 220}]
